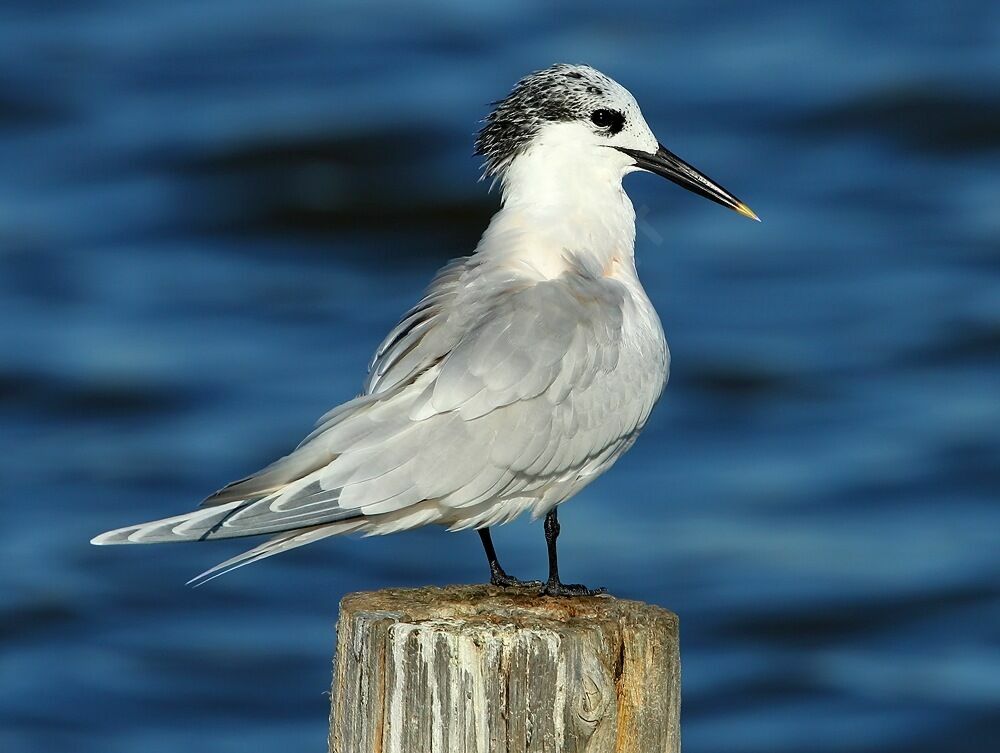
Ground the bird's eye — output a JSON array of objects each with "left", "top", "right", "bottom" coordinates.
[{"left": 590, "top": 109, "right": 625, "bottom": 134}]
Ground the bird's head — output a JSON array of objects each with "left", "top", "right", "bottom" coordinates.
[{"left": 476, "top": 64, "right": 758, "bottom": 221}]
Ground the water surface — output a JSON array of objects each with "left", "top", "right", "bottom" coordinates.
[{"left": 1, "top": 2, "right": 998, "bottom": 751}]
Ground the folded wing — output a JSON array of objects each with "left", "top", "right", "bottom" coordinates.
[{"left": 93, "top": 258, "right": 662, "bottom": 558}]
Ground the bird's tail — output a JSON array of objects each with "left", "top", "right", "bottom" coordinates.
[
  {"left": 184, "top": 519, "right": 365, "bottom": 586},
  {"left": 91, "top": 503, "right": 367, "bottom": 586},
  {"left": 90, "top": 501, "right": 250, "bottom": 545}
]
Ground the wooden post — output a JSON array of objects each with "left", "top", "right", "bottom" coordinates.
[{"left": 328, "top": 585, "right": 680, "bottom": 753}]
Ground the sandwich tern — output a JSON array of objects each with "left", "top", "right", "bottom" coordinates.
[{"left": 92, "top": 64, "right": 757, "bottom": 595}]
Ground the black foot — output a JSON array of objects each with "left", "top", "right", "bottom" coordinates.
[
  {"left": 489, "top": 570, "right": 542, "bottom": 588},
  {"left": 540, "top": 579, "right": 607, "bottom": 597}
]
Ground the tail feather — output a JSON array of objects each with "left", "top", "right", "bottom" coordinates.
[
  {"left": 185, "top": 519, "right": 365, "bottom": 587},
  {"left": 90, "top": 501, "right": 246, "bottom": 545}
]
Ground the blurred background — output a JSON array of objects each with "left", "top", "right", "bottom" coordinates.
[{"left": 2, "top": 1, "right": 998, "bottom": 751}]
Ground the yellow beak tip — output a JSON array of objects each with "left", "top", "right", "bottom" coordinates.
[{"left": 736, "top": 202, "right": 761, "bottom": 222}]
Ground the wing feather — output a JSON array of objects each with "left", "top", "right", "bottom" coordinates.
[{"left": 100, "top": 257, "right": 665, "bottom": 550}]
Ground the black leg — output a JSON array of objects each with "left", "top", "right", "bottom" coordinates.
[
  {"left": 540, "top": 508, "right": 606, "bottom": 597},
  {"left": 478, "top": 528, "right": 540, "bottom": 588}
]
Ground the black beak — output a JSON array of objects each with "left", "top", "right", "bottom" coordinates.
[{"left": 616, "top": 143, "right": 759, "bottom": 221}]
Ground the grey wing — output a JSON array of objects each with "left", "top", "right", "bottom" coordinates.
[
  {"left": 98, "top": 261, "right": 663, "bottom": 547},
  {"left": 198, "top": 264, "right": 658, "bottom": 534}
]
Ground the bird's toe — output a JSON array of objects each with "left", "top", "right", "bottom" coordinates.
[{"left": 540, "top": 580, "right": 607, "bottom": 597}]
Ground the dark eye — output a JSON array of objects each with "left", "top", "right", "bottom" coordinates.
[{"left": 590, "top": 108, "right": 625, "bottom": 133}]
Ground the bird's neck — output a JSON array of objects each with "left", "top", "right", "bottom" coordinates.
[{"left": 477, "top": 146, "right": 638, "bottom": 280}]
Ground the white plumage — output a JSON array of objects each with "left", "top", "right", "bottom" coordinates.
[{"left": 92, "top": 63, "right": 756, "bottom": 589}]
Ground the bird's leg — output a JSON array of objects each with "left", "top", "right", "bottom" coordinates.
[
  {"left": 478, "top": 528, "right": 540, "bottom": 588},
  {"left": 540, "top": 508, "right": 607, "bottom": 597}
]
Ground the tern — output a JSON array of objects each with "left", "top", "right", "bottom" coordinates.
[{"left": 92, "top": 64, "right": 757, "bottom": 595}]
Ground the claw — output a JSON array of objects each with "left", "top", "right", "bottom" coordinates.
[
  {"left": 490, "top": 571, "right": 543, "bottom": 589},
  {"left": 540, "top": 580, "right": 607, "bottom": 597}
]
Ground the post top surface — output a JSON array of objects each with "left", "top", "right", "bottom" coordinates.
[{"left": 339, "top": 584, "right": 678, "bottom": 633}]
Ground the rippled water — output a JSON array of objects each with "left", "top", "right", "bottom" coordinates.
[{"left": 2, "top": 2, "right": 998, "bottom": 752}]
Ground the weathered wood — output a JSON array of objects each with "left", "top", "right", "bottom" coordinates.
[{"left": 329, "top": 585, "right": 680, "bottom": 753}]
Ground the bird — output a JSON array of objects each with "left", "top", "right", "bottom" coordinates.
[{"left": 92, "top": 63, "right": 758, "bottom": 595}]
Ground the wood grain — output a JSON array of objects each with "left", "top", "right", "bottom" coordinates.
[{"left": 329, "top": 585, "right": 679, "bottom": 753}]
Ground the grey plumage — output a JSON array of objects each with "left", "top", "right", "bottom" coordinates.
[{"left": 93, "top": 252, "right": 668, "bottom": 584}]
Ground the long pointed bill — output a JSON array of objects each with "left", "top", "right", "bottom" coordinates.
[{"left": 616, "top": 143, "right": 759, "bottom": 221}]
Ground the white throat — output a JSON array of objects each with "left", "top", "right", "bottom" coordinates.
[{"left": 475, "top": 128, "right": 638, "bottom": 280}]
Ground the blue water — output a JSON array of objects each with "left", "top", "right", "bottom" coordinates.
[{"left": 2, "top": 2, "right": 998, "bottom": 751}]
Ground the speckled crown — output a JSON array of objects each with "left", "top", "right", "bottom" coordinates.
[{"left": 474, "top": 64, "right": 617, "bottom": 178}]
